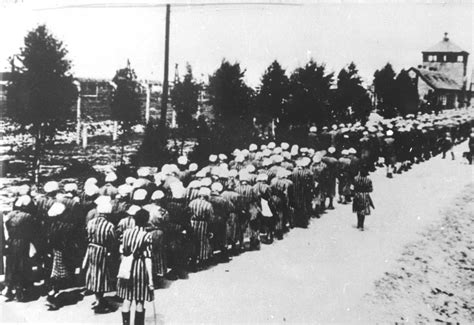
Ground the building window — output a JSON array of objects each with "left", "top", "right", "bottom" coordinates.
[
  {"left": 443, "top": 55, "right": 447, "bottom": 62},
  {"left": 440, "top": 95, "right": 447, "bottom": 105},
  {"left": 457, "top": 55, "right": 463, "bottom": 62}
]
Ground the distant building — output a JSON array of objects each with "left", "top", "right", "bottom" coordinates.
[
  {"left": 0, "top": 71, "right": 11, "bottom": 100},
  {"left": 408, "top": 33, "right": 471, "bottom": 109}
]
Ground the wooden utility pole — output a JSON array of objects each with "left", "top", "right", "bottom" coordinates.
[{"left": 159, "top": 3, "right": 171, "bottom": 129}]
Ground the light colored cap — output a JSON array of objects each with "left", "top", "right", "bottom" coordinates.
[
  {"left": 151, "top": 190, "right": 165, "bottom": 200},
  {"left": 218, "top": 154, "right": 227, "bottom": 161},
  {"left": 349, "top": 148, "right": 357, "bottom": 154},
  {"left": 256, "top": 173, "right": 268, "bottom": 182},
  {"left": 137, "top": 167, "right": 150, "bottom": 177},
  {"left": 309, "top": 126, "right": 317, "bottom": 132},
  {"left": 198, "top": 187, "right": 211, "bottom": 197},
  {"left": 64, "top": 183, "right": 78, "bottom": 193},
  {"left": 125, "top": 177, "right": 136, "bottom": 185},
  {"left": 118, "top": 184, "right": 133, "bottom": 196},
  {"left": 48, "top": 202, "right": 66, "bottom": 217},
  {"left": 15, "top": 195, "right": 31, "bottom": 208},
  {"left": 94, "top": 195, "right": 111, "bottom": 206},
  {"left": 313, "top": 155, "right": 322, "bottom": 163},
  {"left": 18, "top": 184, "right": 30, "bottom": 196},
  {"left": 211, "top": 182, "right": 224, "bottom": 193},
  {"left": 267, "top": 142, "right": 276, "bottom": 149},
  {"left": 105, "top": 172, "right": 117, "bottom": 183},
  {"left": 188, "top": 180, "right": 202, "bottom": 189},
  {"left": 84, "top": 184, "right": 99, "bottom": 196},
  {"left": 249, "top": 144, "right": 258, "bottom": 152},
  {"left": 132, "top": 188, "right": 147, "bottom": 201},
  {"left": 127, "top": 205, "right": 141, "bottom": 216},
  {"left": 201, "top": 177, "right": 212, "bottom": 187},
  {"left": 170, "top": 181, "right": 186, "bottom": 199},
  {"left": 386, "top": 130, "right": 394, "bottom": 136},
  {"left": 209, "top": 154, "right": 218, "bottom": 163},
  {"left": 177, "top": 156, "right": 188, "bottom": 165},
  {"left": 299, "top": 157, "right": 311, "bottom": 167},
  {"left": 44, "top": 181, "right": 59, "bottom": 193},
  {"left": 280, "top": 142, "right": 289, "bottom": 150},
  {"left": 229, "top": 169, "right": 238, "bottom": 178},
  {"left": 245, "top": 164, "right": 256, "bottom": 173},
  {"left": 328, "top": 147, "right": 336, "bottom": 154},
  {"left": 85, "top": 177, "right": 98, "bottom": 186},
  {"left": 189, "top": 163, "right": 198, "bottom": 172},
  {"left": 341, "top": 149, "right": 349, "bottom": 155}
]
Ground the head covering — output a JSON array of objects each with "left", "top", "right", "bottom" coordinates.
[
  {"left": 44, "top": 181, "right": 59, "bottom": 193},
  {"left": 151, "top": 190, "right": 165, "bottom": 201},
  {"left": 177, "top": 156, "right": 188, "bottom": 166},
  {"left": 209, "top": 154, "right": 218, "bottom": 163},
  {"left": 188, "top": 180, "right": 202, "bottom": 189},
  {"left": 18, "top": 184, "right": 30, "bottom": 196},
  {"left": 299, "top": 157, "right": 311, "bottom": 167},
  {"left": 280, "top": 142, "right": 290, "bottom": 150},
  {"left": 64, "top": 183, "right": 78, "bottom": 193},
  {"left": 386, "top": 130, "right": 394, "bottom": 136},
  {"left": 132, "top": 189, "right": 147, "bottom": 201},
  {"left": 328, "top": 146, "right": 336, "bottom": 154},
  {"left": 137, "top": 167, "right": 150, "bottom": 178},
  {"left": 170, "top": 181, "right": 186, "bottom": 199},
  {"left": 256, "top": 174, "right": 268, "bottom": 182},
  {"left": 125, "top": 177, "right": 136, "bottom": 185},
  {"left": 15, "top": 195, "right": 31, "bottom": 208},
  {"left": 309, "top": 126, "right": 317, "bottom": 132},
  {"left": 211, "top": 182, "right": 224, "bottom": 193},
  {"left": 249, "top": 144, "right": 258, "bottom": 152},
  {"left": 349, "top": 148, "right": 357, "bottom": 154},
  {"left": 218, "top": 154, "right": 227, "bottom": 161},
  {"left": 341, "top": 149, "right": 349, "bottom": 155},
  {"left": 127, "top": 205, "right": 141, "bottom": 216},
  {"left": 118, "top": 184, "right": 132, "bottom": 197},
  {"left": 85, "top": 177, "right": 98, "bottom": 186},
  {"left": 313, "top": 155, "right": 322, "bottom": 163},
  {"left": 48, "top": 202, "right": 66, "bottom": 217},
  {"left": 200, "top": 177, "right": 212, "bottom": 187},
  {"left": 105, "top": 172, "right": 117, "bottom": 183},
  {"left": 189, "top": 163, "right": 198, "bottom": 172},
  {"left": 267, "top": 142, "right": 276, "bottom": 149},
  {"left": 228, "top": 169, "right": 238, "bottom": 178},
  {"left": 245, "top": 164, "right": 256, "bottom": 173},
  {"left": 84, "top": 184, "right": 99, "bottom": 197},
  {"left": 198, "top": 187, "right": 211, "bottom": 197}
]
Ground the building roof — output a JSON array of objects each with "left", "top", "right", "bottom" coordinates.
[
  {"left": 423, "top": 33, "right": 467, "bottom": 53},
  {"left": 409, "top": 68, "right": 463, "bottom": 91}
]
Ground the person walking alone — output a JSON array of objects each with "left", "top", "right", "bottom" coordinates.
[{"left": 352, "top": 167, "right": 374, "bottom": 231}]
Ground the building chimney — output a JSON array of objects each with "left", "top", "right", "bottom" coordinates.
[{"left": 443, "top": 32, "right": 449, "bottom": 42}]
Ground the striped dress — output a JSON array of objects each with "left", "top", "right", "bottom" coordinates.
[
  {"left": 352, "top": 176, "right": 374, "bottom": 216},
  {"left": 84, "top": 216, "right": 116, "bottom": 293},
  {"left": 188, "top": 198, "right": 214, "bottom": 263},
  {"left": 117, "top": 227, "right": 154, "bottom": 302},
  {"left": 144, "top": 204, "right": 169, "bottom": 277}
]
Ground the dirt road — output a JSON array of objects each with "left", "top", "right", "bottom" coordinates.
[{"left": 1, "top": 142, "right": 472, "bottom": 324}]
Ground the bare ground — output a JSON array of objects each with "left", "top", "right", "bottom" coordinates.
[{"left": 354, "top": 182, "right": 474, "bottom": 324}]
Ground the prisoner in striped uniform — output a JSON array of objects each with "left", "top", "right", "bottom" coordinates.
[
  {"left": 83, "top": 199, "right": 117, "bottom": 313},
  {"left": 117, "top": 208, "right": 154, "bottom": 325},
  {"left": 234, "top": 174, "right": 259, "bottom": 250},
  {"left": 352, "top": 168, "right": 374, "bottom": 231},
  {"left": 188, "top": 188, "right": 215, "bottom": 267}
]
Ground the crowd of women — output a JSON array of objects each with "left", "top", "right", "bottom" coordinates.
[{"left": 2, "top": 109, "right": 473, "bottom": 325}]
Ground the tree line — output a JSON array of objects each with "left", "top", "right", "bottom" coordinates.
[{"left": 6, "top": 25, "right": 422, "bottom": 177}]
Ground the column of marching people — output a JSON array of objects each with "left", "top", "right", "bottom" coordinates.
[{"left": 2, "top": 109, "right": 473, "bottom": 324}]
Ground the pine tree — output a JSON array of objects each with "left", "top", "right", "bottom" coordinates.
[{"left": 6, "top": 25, "right": 77, "bottom": 182}]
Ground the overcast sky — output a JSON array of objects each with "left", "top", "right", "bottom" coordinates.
[{"left": 0, "top": 0, "right": 472, "bottom": 87}]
